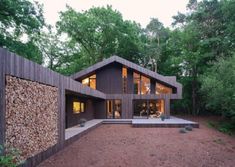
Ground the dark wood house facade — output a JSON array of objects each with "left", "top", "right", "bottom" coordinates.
[
  {"left": 69, "top": 56, "right": 182, "bottom": 125},
  {"left": 0, "top": 48, "right": 182, "bottom": 166}
]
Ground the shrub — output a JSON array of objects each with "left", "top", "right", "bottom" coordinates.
[{"left": 0, "top": 145, "right": 25, "bottom": 167}]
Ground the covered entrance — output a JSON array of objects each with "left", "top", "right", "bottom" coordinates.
[
  {"left": 106, "top": 100, "right": 122, "bottom": 119},
  {"left": 133, "top": 100, "right": 165, "bottom": 118}
]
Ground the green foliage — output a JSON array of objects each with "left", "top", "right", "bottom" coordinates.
[
  {"left": 0, "top": 145, "right": 25, "bottom": 167},
  {"left": 1, "top": 0, "right": 235, "bottom": 127},
  {"left": 207, "top": 120, "right": 235, "bottom": 136},
  {"left": 56, "top": 5, "right": 143, "bottom": 74},
  {"left": 0, "top": 0, "right": 45, "bottom": 64},
  {"left": 200, "top": 55, "right": 235, "bottom": 118}
]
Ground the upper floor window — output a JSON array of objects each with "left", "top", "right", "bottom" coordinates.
[
  {"left": 82, "top": 74, "right": 96, "bottom": 89},
  {"left": 134, "top": 72, "right": 141, "bottom": 94},
  {"left": 155, "top": 82, "right": 172, "bottom": 94},
  {"left": 133, "top": 72, "right": 150, "bottom": 94},
  {"left": 122, "top": 67, "right": 127, "bottom": 93},
  {"left": 141, "top": 75, "right": 150, "bottom": 94}
]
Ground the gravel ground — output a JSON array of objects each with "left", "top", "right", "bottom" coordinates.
[{"left": 38, "top": 117, "right": 235, "bottom": 167}]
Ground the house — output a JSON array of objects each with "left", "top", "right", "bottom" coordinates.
[
  {"left": 65, "top": 56, "right": 182, "bottom": 128},
  {"left": 0, "top": 48, "right": 182, "bottom": 166}
]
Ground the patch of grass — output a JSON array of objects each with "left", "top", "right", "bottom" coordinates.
[{"left": 207, "top": 120, "right": 235, "bottom": 136}]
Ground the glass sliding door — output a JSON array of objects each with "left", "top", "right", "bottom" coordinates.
[
  {"left": 149, "top": 100, "right": 165, "bottom": 118},
  {"left": 133, "top": 100, "right": 148, "bottom": 118},
  {"left": 133, "top": 100, "right": 165, "bottom": 119},
  {"left": 106, "top": 100, "right": 122, "bottom": 119}
]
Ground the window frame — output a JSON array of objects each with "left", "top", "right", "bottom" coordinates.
[
  {"left": 82, "top": 74, "right": 96, "bottom": 89},
  {"left": 73, "top": 101, "right": 85, "bottom": 114},
  {"left": 133, "top": 72, "right": 151, "bottom": 95},
  {"left": 122, "top": 67, "right": 128, "bottom": 93}
]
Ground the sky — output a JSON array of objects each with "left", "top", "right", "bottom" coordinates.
[{"left": 34, "top": 0, "right": 189, "bottom": 28}]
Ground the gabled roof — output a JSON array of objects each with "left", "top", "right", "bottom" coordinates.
[{"left": 71, "top": 56, "right": 182, "bottom": 91}]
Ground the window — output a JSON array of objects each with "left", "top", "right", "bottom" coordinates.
[
  {"left": 133, "top": 100, "right": 164, "bottom": 118},
  {"left": 141, "top": 75, "right": 150, "bottom": 94},
  {"left": 133, "top": 72, "right": 150, "bottom": 94},
  {"left": 122, "top": 67, "right": 128, "bottom": 93},
  {"left": 155, "top": 82, "right": 172, "bottom": 94},
  {"left": 73, "top": 101, "right": 85, "bottom": 114},
  {"left": 134, "top": 72, "right": 141, "bottom": 94},
  {"left": 82, "top": 74, "right": 96, "bottom": 89}
]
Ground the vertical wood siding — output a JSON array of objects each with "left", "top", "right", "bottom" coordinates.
[{"left": 0, "top": 48, "right": 106, "bottom": 167}]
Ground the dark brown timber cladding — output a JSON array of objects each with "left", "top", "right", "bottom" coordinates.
[
  {"left": 96, "top": 63, "right": 123, "bottom": 94},
  {"left": 0, "top": 48, "right": 105, "bottom": 167},
  {"left": 94, "top": 100, "right": 106, "bottom": 119},
  {"left": 65, "top": 95, "right": 95, "bottom": 128},
  {"left": 0, "top": 48, "right": 6, "bottom": 146},
  {"left": 71, "top": 55, "right": 182, "bottom": 99}
]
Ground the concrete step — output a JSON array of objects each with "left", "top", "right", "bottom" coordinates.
[{"left": 102, "top": 120, "right": 132, "bottom": 124}]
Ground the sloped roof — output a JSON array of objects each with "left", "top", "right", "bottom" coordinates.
[{"left": 71, "top": 56, "right": 182, "bottom": 89}]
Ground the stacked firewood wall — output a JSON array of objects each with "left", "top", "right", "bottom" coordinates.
[{"left": 5, "top": 75, "right": 59, "bottom": 160}]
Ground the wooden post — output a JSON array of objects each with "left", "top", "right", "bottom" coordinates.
[{"left": 0, "top": 48, "right": 6, "bottom": 146}]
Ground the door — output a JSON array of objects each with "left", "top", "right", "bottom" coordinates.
[{"left": 106, "top": 100, "right": 122, "bottom": 119}]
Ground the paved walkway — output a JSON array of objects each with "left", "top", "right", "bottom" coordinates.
[
  {"left": 65, "top": 119, "right": 103, "bottom": 140},
  {"left": 65, "top": 117, "right": 199, "bottom": 140}
]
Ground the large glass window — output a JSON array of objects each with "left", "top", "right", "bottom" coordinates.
[
  {"left": 122, "top": 67, "right": 127, "bottom": 93},
  {"left": 141, "top": 76, "right": 150, "bottom": 94},
  {"left": 82, "top": 74, "right": 96, "bottom": 89},
  {"left": 133, "top": 100, "right": 164, "bottom": 118},
  {"left": 155, "top": 82, "right": 172, "bottom": 94},
  {"left": 106, "top": 100, "right": 122, "bottom": 119},
  {"left": 133, "top": 72, "right": 150, "bottom": 94}
]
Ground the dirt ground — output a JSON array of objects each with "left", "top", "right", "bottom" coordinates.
[{"left": 38, "top": 117, "right": 235, "bottom": 167}]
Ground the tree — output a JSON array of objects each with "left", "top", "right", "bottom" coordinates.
[
  {"left": 0, "top": 0, "right": 45, "bottom": 64},
  {"left": 200, "top": 54, "right": 235, "bottom": 119},
  {"left": 141, "top": 18, "right": 168, "bottom": 72},
  {"left": 56, "top": 5, "right": 144, "bottom": 72}
]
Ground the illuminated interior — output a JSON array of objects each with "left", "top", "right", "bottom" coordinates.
[
  {"left": 106, "top": 100, "right": 121, "bottom": 119},
  {"left": 73, "top": 101, "right": 85, "bottom": 114},
  {"left": 134, "top": 72, "right": 141, "bottom": 94},
  {"left": 82, "top": 74, "right": 96, "bottom": 89},
  {"left": 134, "top": 72, "right": 150, "bottom": 94},
  {"left": 122, "top": 67, "right": 127, "bottom": 78},
  {"left": 141, "top": 75, "right": 150, "bottom": 94},
  {"left": 133, "top": 100, "right": 165, "bottom": 118},
  {"left": 150, "top": 100, "right": 165, "bottom": 118},
  {"left": 155, "top": 82, "right": 172, "bottom": 94},
  {"left": 122, "top": 67, "right": 128, "bottom": 93}
]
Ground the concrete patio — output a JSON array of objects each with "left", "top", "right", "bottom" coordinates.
[
  {"left": 65, "top": 117, "right": 199, "bottom": 140},
  {"left": 132, "top": 116, "right": 199, "bottom": 128}
]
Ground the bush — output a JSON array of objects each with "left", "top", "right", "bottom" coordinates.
[
  {"left": 200, "top": 55, "right": 235, "bottom": 120},
  {"left": 0, "top": 145, "right": 25, "bottom": 167},
  {"left": 207, "top": 120, "right": 235, "bottom": 136}
]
